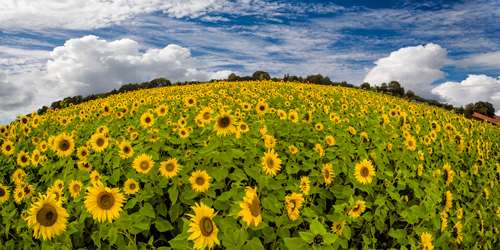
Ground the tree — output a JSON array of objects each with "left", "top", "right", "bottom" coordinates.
[
  {"left": 474, "top": 101, "right": 495, "bottom": 118},
  {"left": 380, "top": 83, "right": 388, "bottom": 92},
  {"left": 228, "top": 73, "right": 240, "bottom": 81},
  {"left": 464, "top": 103, "right": 475, "bottom": 119},
  {"left": 324, "top": 76, "right": 333, "bottom": 85},
  {"left": 360, "top": 82, "right": 371, "bottom": 90},
  {"left": 252, "top": 71, "right": 271, "bottom": 80},
  {"left": 405, "top": 90, "right": 415, "bottom": 100},
  {"left": 388, "top": 81, "right": 404, "bottom": 96}
]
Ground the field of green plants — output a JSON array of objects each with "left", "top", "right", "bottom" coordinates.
[{"left": 1, "top": 80, "right": 499, "bottom": 250}]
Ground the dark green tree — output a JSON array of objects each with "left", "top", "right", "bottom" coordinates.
[
  {"left": 474, "top": 101, "right": 495, "bottom": 118},
  {"left": 360, "top": 82, "right": 371, "bottom": 90},
  {"left": 228, "top": 73, "right": 240, "bottom": 81},
  {"left": 405, "top": 90, "right": 415, "bottom": 100},
  {"left": 380, "top": 83, "right": 388, "bottom": 92},
  {"left": 252, "top": 71, "right": 271, "bottom": 80}
]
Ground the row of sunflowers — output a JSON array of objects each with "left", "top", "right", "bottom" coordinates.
[{"left": 1, "top": 80, "right": 500, "bottom": 250}]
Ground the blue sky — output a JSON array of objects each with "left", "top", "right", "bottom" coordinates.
[{"left": 1, "top": 0, "right": 500, "bottom": 125}]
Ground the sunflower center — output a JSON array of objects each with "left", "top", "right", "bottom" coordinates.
[
  {"left": 6, "top": 145, "right": 11, "bottom": 151},
  {"left": 240, "top": 124, "right": 247, "bottom": 130},
  {"left": 81, "top": 150, "right": 87, "bottom": 156},
  {"left": 37, "top": 204, "right": 58, "bottom": 227},
  {"left": 123, "top": 146, "right": 130, "bottom": 154},
  {"left": 259, "top": 106, "right": 265, "bottom": 111},
  {"left": 97, "top": 192, "right": 115, "bottom": 210},
  {"left": 360, "top": 167, "right": 370, "bottom": 177},
  {"left": 96, "top": 138, "right": 105, "bottom": 147},
  {"left": 0, "top": 188, "right": 5, "bottom": 197},
  {"left": 129, "top": 183, "right": 136, "bottom": 190},
  {"left": 313, "top": 234, "right": 324, "bottom": 245},
  {"left": 21, "top": 155, "right": 28, "bottom": 163},
  {"left": 200, "top": 217, "right": 214, "bottom": 236},
  {"left": 73, "top": 184, "right": 80, "bottom": 193},
  {"left": 166, "top": 164, "right": 174, "bottom": 172},
  {"left": 323, "top": 170, "right": 330, "bottom": 179},
  {"left": 290, "top": 200, "right": 296, "bottom": 209},
  {"left": 218, "top": 117, "right": 230, "bottom": 128},
  {"left": 145, "top": 117, "right": 151, "bottom": 124},
  {"left": 140, "top": 161, "right": 149, "bottom": 170},
  {"left": 104, "top": 107, "right": 110, "bottom": 112},
  {"left": 250, "top": 195, "right": 261, "bottom": 217},
  {"left": 352, "top": 204, "right": 360, "bottom": 212},
  {"left": 196, "top": 177, "right": 205, "bottom": 185},
  {"left": 267, "top": 158, "right": 274, "bottom": 168},
  {"left": 59, "top": 140, "right": 70, "bottom": 151},
  {"left": 34, "top": 155, "right": 40, "bottom": 161},
  {"left": 24, "top": 185, "right": 30, "bottom": 194},
  {"left": 189, "top": 99, "right": 194, "bottom": 104}
]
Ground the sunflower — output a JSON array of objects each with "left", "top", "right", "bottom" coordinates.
[
  {"left": 12, "top": 168, "right": 26, "bottom": 185},
  {"left": 159, "top": 158, "right": 180, "bottom": 178},
  {"left": 38, "top": 141, "right": 48, "bottom": 152},
  {"left": 405, "top": 136, "right": 417, "bottom": 151},
  {"left": 29, "top": 149, "right": 41, "bottom": 167},
  {"left": 322, "top": 163, "right": 335, "bottom": 185},
  {"left": 213, "top": 110, "right": 237, "bottom": 137},
  {"left": 354, "top": 159, "right": 376, "bottom": 185},
  {"left": 78, "top": 160, "right": 92, "bottom": 172},
  {"left": 285, "top": 192, "right": 304, "bottom": 221},
  {"left": 14, "top": 185, "right": 25, "bottom": 204},
  {"left": 237, "top": 187, "right": 262, "bottom": 227},
  {"left": 444, "top": 191, "right": 453, "bottom": 212},
  {"left": 429, "top": 131, "right": 437, "bottom": 141},
  {"left": 54, "top": 132, "right": 75, "bottom": 157},
  {"left": 237, "top": 122, "right": 249, "bottom": 133},
  {"left": 133, "top": 154, "right": 155, "bottom": 174},
  {"left": 190, "top": 170, "right": 211, "bottom": 193},
  {"left": 348, "top": 126, "right": 356, "bottom": 136},
  {"left": 442, "top": 163, "right": 455, "bottom": 186},
  {"left": 76, "top": 146, "right": 89, "bottom": 159},
  {"left": 53, "top": 180, "right": 64, "bottom": 190},
  {"left": 187, "top": 202, "right": 220, "bottom": 250},
  {"left": 348, "top": 200, "right": 366, "bottom": 219},
  {"left": 185, "top": 96, "right": 197, "bottom": 107},
  {"left": 84, "top": 182, "right": 125, "bottom": 223},
  {"left": 389, "top": 109, "right": 398, "bottom": 118},
  {"left": 331, "top": 220, "right": 346, "bottom": 236},
  {"left": 156, "top": 105, "right": 169, "bottom": 117},
  {"left": 299, "top": 176, "right": 310, "bottom": 195},
  {"left": 454, "top": 221, "right": 463, "bottom": 243},
  {"left": 1, "top": 140, "right": 15, "bottom": 156},
  {"left": 17, "top": 151, "right": 30, "bottom": 167},
  {"left": 198, "top": 107, "right": 214, "bottom": 124},
  {"left": 261, "top": 149, "right": 282, "bottom": 177},
  {"left": 140, "top": 113, "right": 154, "bottom": 127},
  {"left": 256, "top": 102, "right": 269, "bottom": 116},
  {"left": 25, "top": 193, "right": 69, "bottom": 240},
  {"left": 68, "top": 180, "right": 83, "bottom": 198},
  {"left": 315, "top": 123, "right": 324, "bottom": 131},
  {"left": 178, "top": 127, "right": 190, "bottom": 139},
  {"left": 47, "top": 187, "right": 65, "bottom": 203},
  {"left": 418, "top": 164, "right": 423, "bottom": 177},
  {"left": 289, "top": 111, "right": 299, "bottom": 123},
  {"left": 263, "top": 135, "right": 277, "bottom": 149},
  {"left": 457, "top": 207, "right": 463, "bottom": 219},
  {"left": 288, "top": 145, "right": 299, "bottom": 154},
  {"left": 421, "top": 232, "right": 434, "bottom": 250},
  {"left": 0, "top": 184, "right": 10, "bottom": 202},
  {"left": 277, "top": 110, "right": 287, "bottom": 120},
  {"left": 123, "top": 179, "right": 139, "bottom": 195},
  {"left": 302, "top": 110, "right": 313, "bottom": 124},
  {"left": 325, "top": 135, "right": 335, "bottom": 146},
  {"left": 118, "top": 140, "right": 134, "bottom": 159},
  {"left": 90, "top": 133, "right": 109, "bottom": 152},
  {"left": 90, "top": 171, "right": 101, "bottom": 186}
]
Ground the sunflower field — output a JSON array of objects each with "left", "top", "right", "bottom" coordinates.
[{"left": 1, "top": 80, "right": 500, "bottom": 250}]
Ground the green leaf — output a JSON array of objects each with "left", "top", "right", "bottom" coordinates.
[
  {"left": 139, "top": 202, "right": 156, "bottom": 218},
  {"left": 168, "top": 186, "right": 179, "bottom": 205},
  {"left": 388, "top": 228, "right": 407, "bottom": 245},
  {"left": 243, "top": 237, "right": 266, "bottom": 250},
  {"left": 92, "top": 231, "right": 101, "bottom": 249},
  {"left": 230, "top": 168, "right": 248, "bottom": 182},
  {"left": 108, "top": 227, "right": 118, "bottom": 245},
  {"left": 114, "top": 212, "right": 133, "bottom": 229},
  {"left": 157, "top": 203, "right": 168, "bottom": 217},
  {"left": 261, "top": 193, "right": 281, "bottom": 214},
  {"left": 310, "top": 219, "right": 327, "bottom": 235},
  {"left": 169, "top": 237, "right": 192, "bottom": 250},
  {"left": 183, "top": 189, "right": 199, "bottom": 200},
  {"left": 284, "top": 237, "right": 309, "bottom": 250},
  {"left": 266, "top": 177, "right": 283, "bottom": 190},
  {"left": 169, "top": 203, "right": 184, "bottom": 222},
  {"left": 343, "top": 226, "right": 351, "bottom": 240},
  {"left": 218, "top": 217, "right": 239, "bottom": 234},
  {"left": 299, "top": 232, "right": 314, "bottom": 244},
  {"left": 129, "top": 214, "right": 151, "bottom": 234},
  {"left": 212, "top": 167, "right": 229, "bottom": 182},
  {"left": 155, "top": 217, "right": 174, "bottom": 232},
  {"left": 235, "top": 229, "right": 249, "bottom": 249},
  {"left": 216, "top": 190, "right": 234, "bottom": 202},
  {"left": 323, "top": 233, "right": 338, "bottom": 244}
]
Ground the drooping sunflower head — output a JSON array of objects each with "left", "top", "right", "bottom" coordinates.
[
  {"left": 84, "top": 182, "right": 125, "bottom": 223},
  {"left": 331, "top": 220, "right": 346, "bottom": 236},
  {"left": 299, "top": 176, "right": 311, "bottom": 195},
  {"left": 77, "top": 160, "right": 92, "bottom": 172},
  {"left": 453, "top": 221, "right": 463, "bottom": 244},
  {"left": 285, "top": 192, "right": 304, "bottom": 221},
  {"left": 25, "top": 193, "right": 69, "bottom": 240},
  {"left": 237, "top": 187, "right": 262, "bottom": 227},
  {"left": 133, "top": 154, "right": 155, "bottom": 174},
  {"left": 348, "top": 200, "right": 366, "bottom": 219},
  {"left": 189, "top": 170, "right": 211, "bottom": 193}
]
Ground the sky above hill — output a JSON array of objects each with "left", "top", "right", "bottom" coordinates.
[{"left": 1, "top": 0, "right": 499, "bottom": 125}]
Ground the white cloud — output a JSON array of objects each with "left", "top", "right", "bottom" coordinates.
[
  {"left": 363, "top": 43, "right": 448, "bottom": 96},
  {"left": 458, "top": 50, "right": 500, "bottom": 69},
  {"left": 431, "top": 74, "right": 500, "bottom": 114},
  {"left": 44, "top": 35, "right": 231, "bottom": 97}
]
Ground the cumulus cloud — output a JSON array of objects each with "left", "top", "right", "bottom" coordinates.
[
  {"left": 431, "top": 74, "right": 500, "bottom": 114},
  {"left": 0, "top": 71, "right": 35, "bottom": 110},
  {"left": 457, "top": 50, "right": 500, "bottom": 69},
  {"left": 363, "top": 43, "right": 448, "bottom": 96},
  {"left": 44, "top": 35, "right": 231, "bottom": 97}
]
